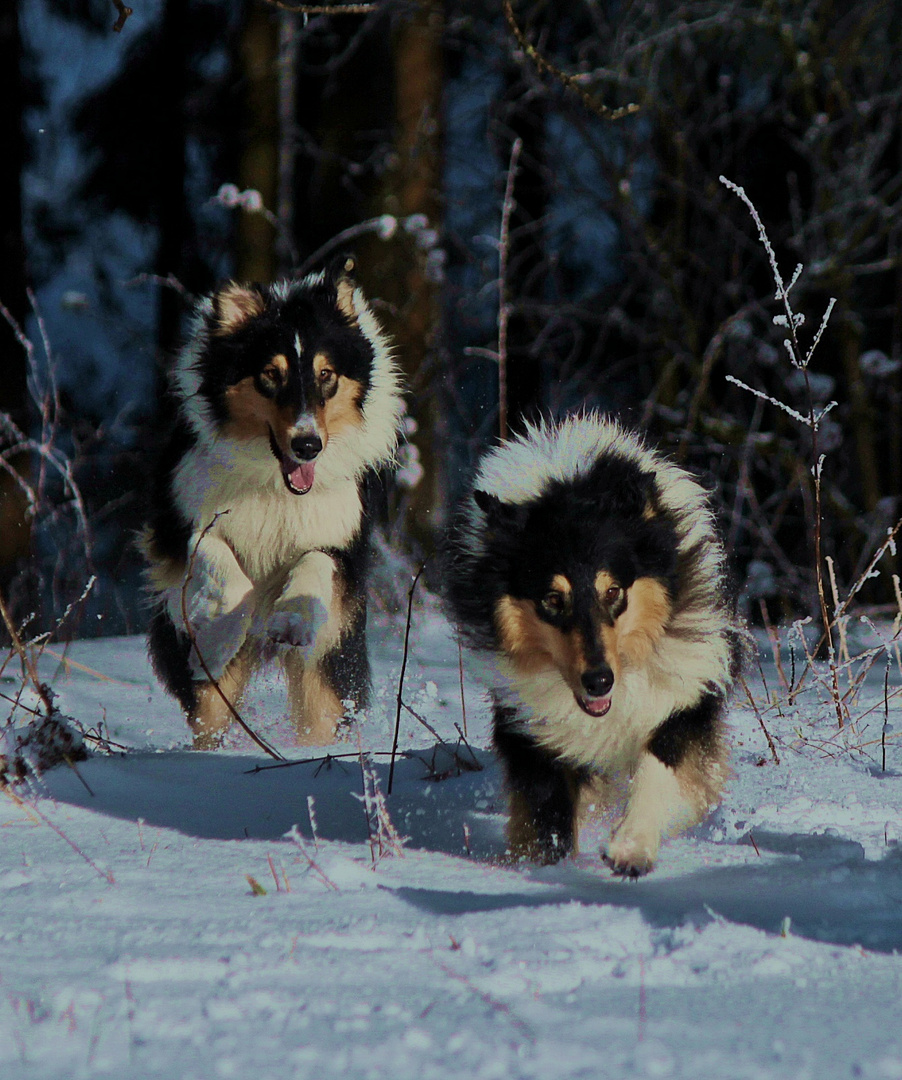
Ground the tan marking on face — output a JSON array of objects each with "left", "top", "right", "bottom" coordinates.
[
  {"left": 594, "top": 570, "right": 616, "bottom": 595},
  {"left": 214, "top": 283, "right": 264, "bottom": 335},
  {"left": 224, "top": 377, "right": 294, "bottom": 443},
  {"left": 599, "top": 625, "right": 623, "bottom": 682},
  {"left": 550, "top": 574, "right": 572, "bottom": 598},
  {"left": 541, "top": 574, "right": 573, "bottom": 617},
  {"left": 321, "top": 375, "right": 365, "bottom": 437},
  {"left": 642, "top": 500, "right": 657, "bottom": 521},
  {"left": 495, "top": 595, "right": 587, "bottom": 693},
  {"left": 610, "top": 576, "right": 671, "bottom": 668}
]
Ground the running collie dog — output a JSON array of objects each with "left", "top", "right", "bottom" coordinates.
[
  {"left": 143, "top": 260, "right": 404, "bottom": 747},
  {"left": 444, "top": 414, "right": 741, "bottom": 876}
]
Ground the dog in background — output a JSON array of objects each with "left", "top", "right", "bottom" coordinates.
[
  {"left": 142, "top": 259, "right": 405, "bottom": 747},
  {"left": 443, "top": 413, "right": 741, "bottom": 876}
]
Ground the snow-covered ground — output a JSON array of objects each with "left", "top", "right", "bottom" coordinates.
[{"left": 2, "top": 605, "right": 902, "bottom": 1080}]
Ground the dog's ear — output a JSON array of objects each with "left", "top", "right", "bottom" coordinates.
[
  {"left": 212, "top": 282, "right": 265, "bottom": 335},
  {"left": 473, "top": 489, "right": 528, "bottom": 533},
  {"left": 326, "top": 253, "right": 358, "bottom": 323}
]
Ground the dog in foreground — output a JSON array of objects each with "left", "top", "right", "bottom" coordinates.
[
  {"left": 444, "top": 414, "right": 741, "bottom": 876},
  {"left": 143, "top": 260, "right": 404, "bottom": 746}
]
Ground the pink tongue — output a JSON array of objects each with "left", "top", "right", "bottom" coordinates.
[
  {"left": 582, "top": 695, "right": 612, "bottom": 717},
  {"left": 287, "top": 460, "right": 316, "bottom": 493}
]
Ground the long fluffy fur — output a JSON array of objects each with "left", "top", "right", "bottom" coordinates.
[
  {"left": 143, "top": 262, "right": 405, "bottom": 746},
  {"left": 443, "top": 413, "right": 742, "bottom": 875}
]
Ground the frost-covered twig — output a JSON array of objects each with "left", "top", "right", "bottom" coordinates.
[
  {"left": 0, "top": 295, "right": 93, "bottom": 557},
  {"left": 502, "top": 0, "right": 639, "bottom": 122},
  {"left": 287, "top": 826, "right": 340, "bottom": 890},
  {"left": 720, "top": 176, "right": 847, "bottom": 728},
  {"left": 356, "top": 735, "right": 406, "bottom": 866}
]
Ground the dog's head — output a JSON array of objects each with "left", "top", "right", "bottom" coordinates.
[
  {"left": 474, "top": 470, "right": 679, "bottom": 717},
  {"left": 180, "top": 258, "right": 401, "bottom": 493}
]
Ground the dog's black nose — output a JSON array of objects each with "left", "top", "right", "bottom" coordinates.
[
  {"left": 290, "top": 433, "right": 323, "bottom": 460},
  {"left": 581, "top": 664, "right": 614, "bottom": 698}
]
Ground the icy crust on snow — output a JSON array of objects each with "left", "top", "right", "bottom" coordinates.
[{"left": 2, "top": 617, "right": 902, "bottom": 1079}]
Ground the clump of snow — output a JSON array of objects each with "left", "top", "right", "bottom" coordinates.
[{"left": 0, "top": 705, "right": 87, "bottom": 786}]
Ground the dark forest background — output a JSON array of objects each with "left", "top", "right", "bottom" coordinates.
[{"left": 1, "top": 0, "right": 901, "bottom": 639}]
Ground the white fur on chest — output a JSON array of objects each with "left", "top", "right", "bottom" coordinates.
[{"left": 172, "top": 440, "right": 363, "bottom": 583}]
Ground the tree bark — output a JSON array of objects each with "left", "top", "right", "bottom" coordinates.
[
  {"left": 0, "top": 0, "right": 31, "bottom": 580},
  {"left": 236, "top": 5, "right": 279, "bottom": 284}
]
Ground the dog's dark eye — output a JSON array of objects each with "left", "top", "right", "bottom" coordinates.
[
  {"left": 318, "top": 368, "right": 338, "bottom": 394},
  {"left": 258, "top": 356, "right": 288, "bottom": 396},
  {"left": 604, "top": 584, "right": 623, "bottom": 606},
  {"left": 258, "top": 370, "right": 281, "bottom": 397},
  {"left": 541, "top": 591, "right": 566, "bottom": 617}
]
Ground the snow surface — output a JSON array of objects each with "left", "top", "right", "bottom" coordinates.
[{"left": 2, "top": 607, "right": 902, "bottom": 1080}]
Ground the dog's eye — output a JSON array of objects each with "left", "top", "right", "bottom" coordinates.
[
  {"left": 259, "top": 356, "right": 288, "bottom": 396},
  {"left": 604, "top": 584, "right": 623, "bottom": 606},
  {"left": 258, "top": 369, "right": 281, "bottom": 396},
  {"left": 318, "top": 368, "right": 338, "bottom": 393},
  {"left": 541, "top": 591, "right": 566, "bottom": 617}
]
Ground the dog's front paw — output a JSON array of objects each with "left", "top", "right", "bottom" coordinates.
[
  {"left": 189, "top": 604, "right": 253, "bottom": 680},
  {"left": 603, "top": 831, "right": 658, "bottom": 878},
  {"left": 266, "top": 611, "right": 315, "bottom": 648}
]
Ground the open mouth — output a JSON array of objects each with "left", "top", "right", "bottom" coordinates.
[
  {"left": 268, "top": 426, "right": 316, "bottom": 496},
  {"left": 576, "top": 692, "right": 612, "bottom": 717}
]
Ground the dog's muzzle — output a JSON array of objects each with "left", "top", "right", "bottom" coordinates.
[{"left": 269, "top": 425, "right": 319, "bottom": 495}]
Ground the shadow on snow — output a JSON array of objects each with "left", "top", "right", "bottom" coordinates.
[{"left": 40, "top": 749, "right": 902, "bottom": 954}]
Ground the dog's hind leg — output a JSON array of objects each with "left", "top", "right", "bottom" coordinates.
[
  {"left": 283, "top": 652, "right": 345, "bottom": 744},
  {"left": 189, "top": 645, "right": 254, "bottom": 749}
]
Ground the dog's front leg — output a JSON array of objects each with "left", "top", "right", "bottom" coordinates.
[
  {"left": 603, "top": 751, "right": 709, "bottom": 877},
  {"left": 493, "top": 718, "right": 581, "bottom": 864},
  {"left": 166, "top": 532, "right": 255, "bottom": 678},
  {"left": 271, "top": 551, "right": 346, "bottom": 744},
  {"left": 164, "top": 532, "right": 255, "bottom": 746}
]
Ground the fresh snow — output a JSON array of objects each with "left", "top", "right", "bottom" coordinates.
[{"left": 2, "top": 606, "right": 902, "bottom": 1080}]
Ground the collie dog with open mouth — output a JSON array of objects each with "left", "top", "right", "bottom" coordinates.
[
  {"left": 142, "top": 259, "right": 405, "bottom": 747},
  {"left": 443, "top": 414, "right": 741, "bottom": 876}
]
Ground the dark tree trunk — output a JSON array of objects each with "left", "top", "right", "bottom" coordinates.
[
  {"left": 0, "top": 0, "right": 31, "bottom": 581},
  {"left": 154, "top": 0, "right": 191, "bottom": 365},
  {"left": 236, "top": 4, "right": 279, "bottom": 284}
]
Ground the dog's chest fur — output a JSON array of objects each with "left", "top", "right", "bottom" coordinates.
[{"left": 172, "top": 438, "right": 363, "bottom": 584}]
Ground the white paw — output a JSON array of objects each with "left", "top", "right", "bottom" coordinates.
[
  {"left": 603, "top": 828, "right": 660, "bottom": 878},
  {"left": 189, "top": 605, "right": 253, "bottom": 680},
  {"left": 266, "top": 596, "right": 329, "bottom": 654},
  {"left": 267, "top": 611, "right": 314, "bottom": 648}
]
